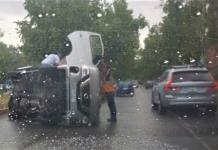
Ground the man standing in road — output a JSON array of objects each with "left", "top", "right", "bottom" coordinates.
[{"left": 102, "top": 70, "right": 117, "bottom": 122}]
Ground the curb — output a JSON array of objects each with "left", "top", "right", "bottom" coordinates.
[{"left": 0, "top": 109, "right": 8, "bottom": 114}]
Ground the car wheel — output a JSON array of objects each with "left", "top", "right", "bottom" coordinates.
[
  {"left": 157, "top": 95, "right": 166, "bottom": 114},
  {"left": 151, "top": 94, "right": 158, "bottom": 109}
]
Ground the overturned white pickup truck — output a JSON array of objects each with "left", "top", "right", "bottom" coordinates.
[{"left": 8, "top": 31, "right": 105, "bottom": 126}]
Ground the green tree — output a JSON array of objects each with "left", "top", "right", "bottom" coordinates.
[
  {"left": 142, "top": 0, "right": 207, "bottom": 80},
  {"left": 0, "top": 42, "right": 26, "bottom": 82},
  {"left": 17, "top": 0, "right": 147, "bottom": 79},
  {"left": 101, "top": 0, "right": 147, "bottom": 79},
  {"left": 206, "top": 0, "right": 218, "bottom": 46}
]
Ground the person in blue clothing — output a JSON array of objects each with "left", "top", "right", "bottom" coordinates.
[
  {"left": 40, "top": 53, "right": 64, "bottom": 68},
  {"left": 102, "top": 70, "right": 117, "bottom": 122}
]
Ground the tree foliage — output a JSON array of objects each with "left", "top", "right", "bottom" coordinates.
[
  {"left": 142, "top": 0, "right": 208, "bottom": 80},
  {"left": 0, "top": 42, "right": 26, "bottom": 82},
  {"left": 17, "top": 0, "right": 147, "bottom": 79}
]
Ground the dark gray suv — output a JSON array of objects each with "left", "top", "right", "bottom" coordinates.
[{"left": 151, "top": 66, "right": 218, "bottom": 114}]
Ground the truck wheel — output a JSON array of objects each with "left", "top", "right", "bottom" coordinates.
[
  {"left": 90, "top": 113, "right": 100, "bottom": 126},
  {"left": 89, "top": 105, "right": 101, "bottom": 126},
  {"left": 8, "top": 97, "right": 20, "bottom": 121}
]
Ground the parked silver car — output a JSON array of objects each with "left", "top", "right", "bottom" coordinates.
[{"left": 151, "top": 66, "right": 218, "bottom": 114}]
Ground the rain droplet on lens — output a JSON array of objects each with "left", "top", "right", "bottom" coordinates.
[
  {"left": 97, "top": 13, "right": 102, "bottom": 18},
  {"left": 183, "top": 114, "right": 188, "bottom": 118},
  {"left": 164, "top": 60, "right": 169, "bottom": 64},
  {"left": 196, "top": 12, "right": 201, "bottom": 16},
  {"left": 31, "top": 24, "right": 37, "bottom": 29},
  {"left": 38, "top": 14, "right": 43, "bottom": 18},
  {"left": 190, "top": 59, "right": 196, "bottom": 63}
]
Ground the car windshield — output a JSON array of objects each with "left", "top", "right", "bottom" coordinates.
[
  {"left": 172, "top": 71, "right": 213, "bottom": 82},
  {"left": 1, "top": 0, "right": 218, "bottom": 150}
]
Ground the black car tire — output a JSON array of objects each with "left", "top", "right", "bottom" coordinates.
[
  {"left": 151, "top": 94, "right": 158, "bottom": 109},
  {"left": 157, "top": 95, "right": 166, "bottom": 114},
  {"left": 158, "top": 103, "right": 166, "bottom": 114}
]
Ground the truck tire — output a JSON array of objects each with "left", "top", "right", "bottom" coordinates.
[{"left": 8, "top": 97, "right": 20, "bottom": 120}]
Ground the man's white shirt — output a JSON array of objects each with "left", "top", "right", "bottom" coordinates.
[{"left": 41, "top": 54, "right": 60, "bottom": 66}]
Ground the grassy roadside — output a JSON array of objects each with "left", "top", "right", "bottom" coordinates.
[{"left": 0, "top": 91, "right": 11, "bottom": 110}]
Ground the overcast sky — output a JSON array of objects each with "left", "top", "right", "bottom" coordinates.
[{"left": 0, "top": 0, "right": 163, "bottom": 48}]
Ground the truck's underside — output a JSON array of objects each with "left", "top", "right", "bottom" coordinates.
[{"left": 8, "top": 67, "right": 67, "bottom": 124}]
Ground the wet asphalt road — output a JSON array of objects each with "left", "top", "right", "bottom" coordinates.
[{"left": 0, "top": 87, "right": 218, "bottom": 150}]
